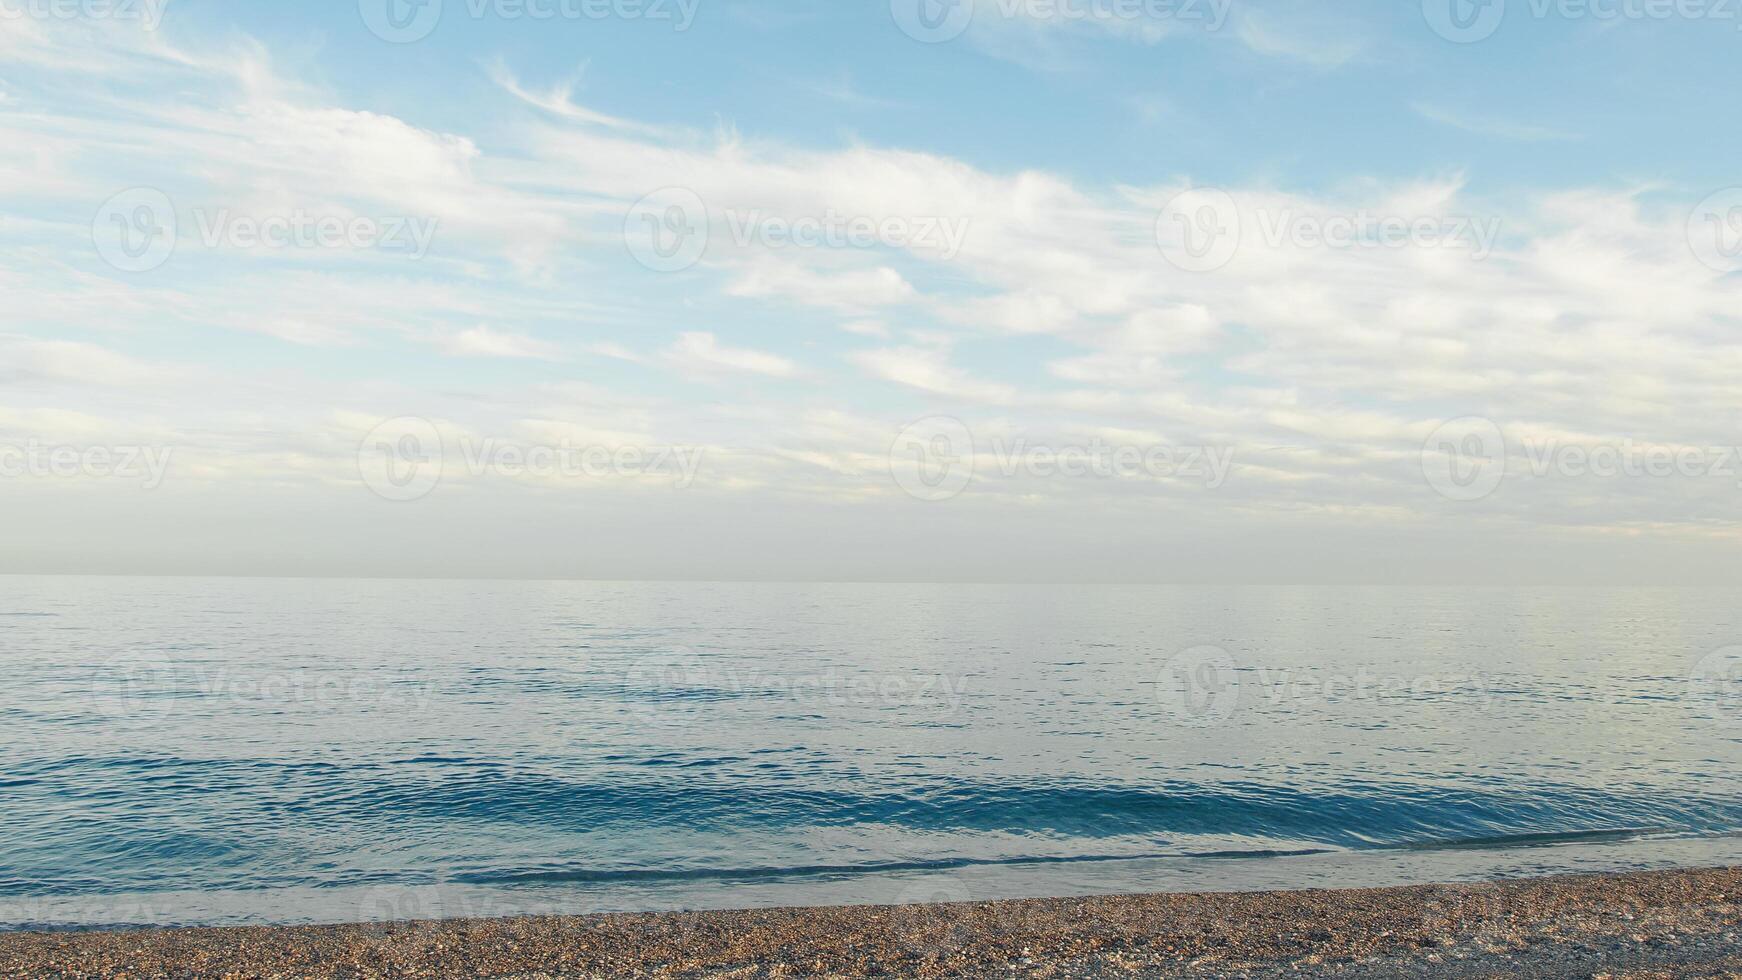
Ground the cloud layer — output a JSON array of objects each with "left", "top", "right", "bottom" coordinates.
[{"left": 2, "top": 13, "right": 1738, "bottom": 580}]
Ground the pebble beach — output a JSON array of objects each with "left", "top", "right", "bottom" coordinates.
[{"left": 3, "top": 866, "right": 1739, "bottom": 978}]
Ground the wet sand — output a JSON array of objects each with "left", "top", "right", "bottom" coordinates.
[{"left": 2, "top": 866, "right": 1739, "bottom": 978}]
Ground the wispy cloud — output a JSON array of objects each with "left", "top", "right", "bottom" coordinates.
[
  {"left": 664, "top": 331, "right": 800, "bottom": 378},
  {"left": 439, "top": 326, "right": 561, "bottom": 360},
  {"left": 1413, "top": 103, "right": 1583, "bottom": 143},
  {"left": 3, "top": 14, "right": 1738, "bottom": 579}
]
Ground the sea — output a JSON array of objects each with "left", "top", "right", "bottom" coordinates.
[{"left": 2, "top": 576, "right": 1739, "bottom": 930}]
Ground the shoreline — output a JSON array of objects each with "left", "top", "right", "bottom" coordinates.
[
  {"left": 0, "top": 870, "right": 1735, "bottom": 974},
  {"left": 3, "top": 867, "right": 1740, "bottom": 978}
]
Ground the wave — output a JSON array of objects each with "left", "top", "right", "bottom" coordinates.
[
  {"left": 318, "top": 769, "right": 1742, "bottom": 848},
  {"left": 457, "top": 848, "right": 1340, "bottom": 886},
  {"left": 455, "top": 827, "right": 1711, "bottom": 888},
  {"left": 11, "top": 756, "right": 1742, "bottom": 898}
]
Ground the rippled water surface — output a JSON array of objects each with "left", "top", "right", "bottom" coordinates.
[{"left": 3, "top": 577, "right": 1739, "bottom": 928}]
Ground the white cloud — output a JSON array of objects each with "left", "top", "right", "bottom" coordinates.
[
  {"left": 6, "top": 17, "right": 1742, "bottom": 575},
  {"left": 664, "top": 331, "right": 799, "bottom": 378},
  {"left": 840, "top": 320, "right": 891, "bottom": 338},
  {"left": 0, "top": 338, "right": 174, "bottom": 388},
  {"left": 851, "top": 346, "right": 1017, "bottom": 405},
  {"left": 1413, "top": 103, "right": 1583, "bottom": 143},
  {"left": 726, "top": 260, "right": 917, "bottom": 310},
  {"left": 1231, "top": 6, "right": 1365, "bottom": 67},
  {"left": 439, "top": 326, "right": 560, "bottom": 360}
]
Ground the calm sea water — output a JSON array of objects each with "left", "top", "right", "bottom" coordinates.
[{"left": 2, "top": 577, "right": 1740, "bottom": 930}]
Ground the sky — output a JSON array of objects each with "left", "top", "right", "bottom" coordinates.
[{"left": 1, "top": 0, "right": 1740, "bottom": 583}]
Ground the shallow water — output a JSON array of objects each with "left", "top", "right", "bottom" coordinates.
[{"left": 2, "top": 577, "right": 1739, "bottom": 929}]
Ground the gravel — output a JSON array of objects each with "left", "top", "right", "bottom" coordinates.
[{"left": 2, "top": 865, "right": 1739, "bottom": 978}]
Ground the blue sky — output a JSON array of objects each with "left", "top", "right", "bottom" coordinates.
[
  {"left": 199, "top": 0, "right": 1742, "bottom": 191},
  {"left": 1, "top": 0, "right": 1739, "bottom": 581}
]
